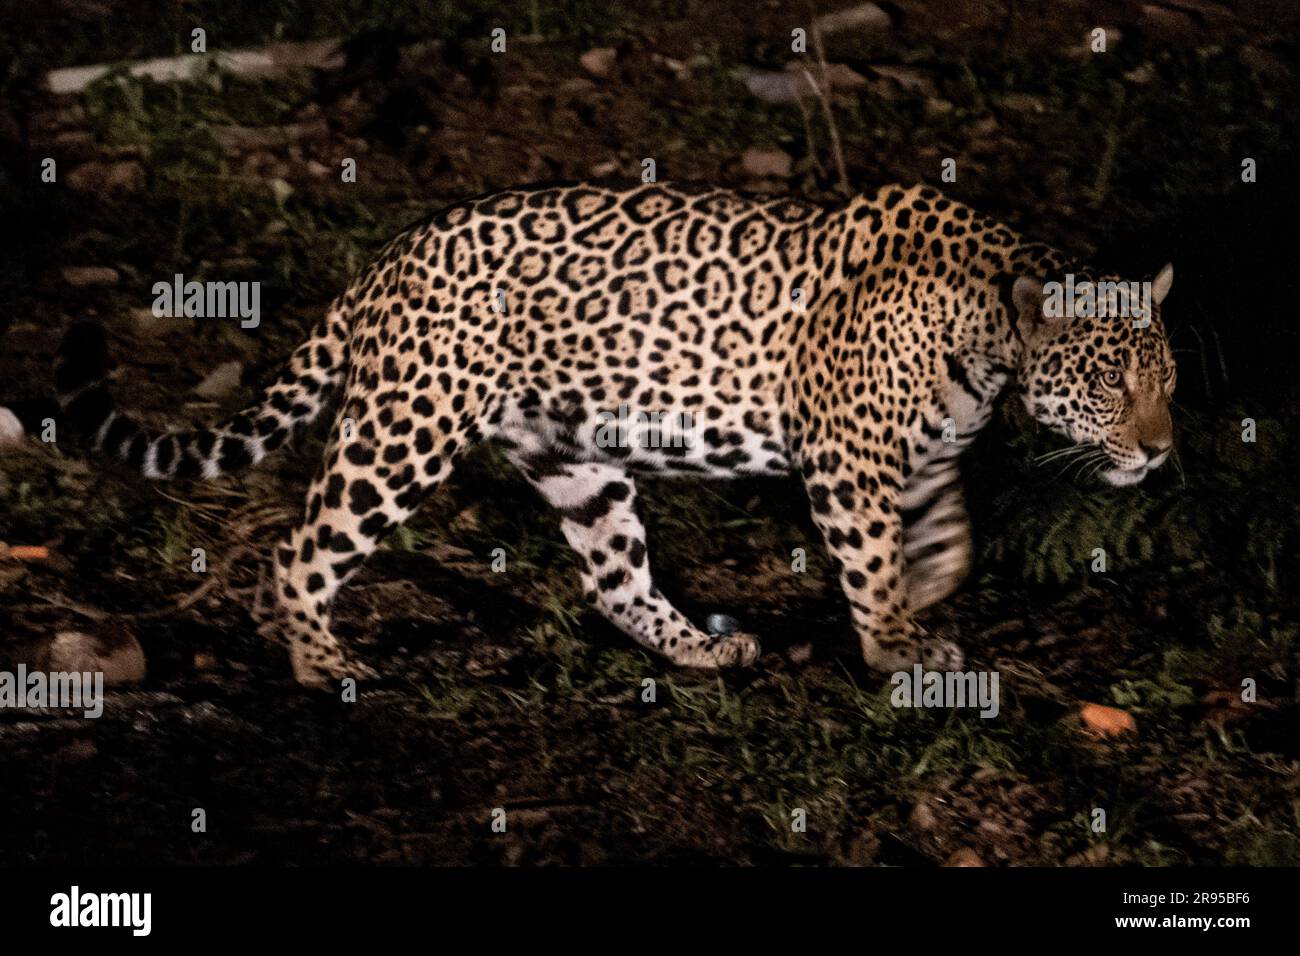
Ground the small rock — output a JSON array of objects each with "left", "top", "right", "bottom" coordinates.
[
  {"left": 269, "top": 177, "right": 294, "bottom": 206},
  {"left": 738, "top": 69, "right": 805, "bottom": 104},
  {"left": 61, "top": 266, "right": 119, "bottom": 287},
  {"left": 659, "top": 56, "right": 689, "bottom": 79},
  {"left": 1124, "top": 62, "right": 1155, "bottom": 85},
  {"left": 925, "top": 97, "right": 955, "bottom": 118},
  {"left": 737, "top": 63, "right": 867, "bottom": 104},
  {"left": 0, "top": 407, "right": 25, "bottom": 447},
  {"left": 998, "top": 92, "right": 1048, "bottom": 114},
  {"left": 910, "top": 799, "right": 938, "bottom": 831},
  {"left": 944, "top": 847, "right": 985, "bottom": 867},
  {"left": 813, "top": 3, "right": 891, "bottom": 38},
  {"left": 47, "top": 628, "right": 146, "bottom": 687},
  {"left": 193, "top": 361, "right": 244, "bottom": 400},
  {"left": 579, "top": 47, "right": 618, "bottom": 80},
  {"left": 869, "top": 64, "right": 939, "bottom": 99},
  {"left": 741, "top": 147, "right": 793, "bottom": 179}
]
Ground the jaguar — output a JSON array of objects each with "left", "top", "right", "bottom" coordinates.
[{"left": 56, "top": 181, "right": 1176, "bottom": 687}]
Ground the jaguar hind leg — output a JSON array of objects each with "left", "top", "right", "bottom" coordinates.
[
  {"left": 508, "top": 444, "right": 759, "bottom": 669},
  {"left": 268, "top": 395, "right": 470, "bottom": 687}
]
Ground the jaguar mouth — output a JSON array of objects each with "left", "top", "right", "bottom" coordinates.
[
  {"left": 1101, "top": 463, "right": 1150, "bottom": 487},
  {"left": 1101, "top": 448, "right": 1172, "bottom": 486}
]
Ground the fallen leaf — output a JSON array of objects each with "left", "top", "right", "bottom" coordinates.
[
  {"left": 4, "top": 545, "right": 50, "bottom": 561},
  {"left": 1080, "top": 702, "right": 1136, "bottom": 737}
]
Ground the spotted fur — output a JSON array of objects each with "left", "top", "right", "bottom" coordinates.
[{"left": 58, "top": 182, "right": 1176, "bottom": 686}]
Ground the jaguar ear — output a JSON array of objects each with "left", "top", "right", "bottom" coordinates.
[
  {"left": 1012, "top": 276, "right": 1044, "bottom": 316},
  {"left": 1011, "top": 276, "right": 1064, "bottom": 340},
  {"left": 1151, "top": 262, "right": 1173, "bottom": 306}
]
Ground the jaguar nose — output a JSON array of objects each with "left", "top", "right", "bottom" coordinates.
[{"left": 1139, "top": 439, "right": 1172, "bottom": 466}]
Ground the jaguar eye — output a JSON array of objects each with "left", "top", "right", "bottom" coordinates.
[{"left": 1099, "top": 368, "right": 1123, "bottom": 388}]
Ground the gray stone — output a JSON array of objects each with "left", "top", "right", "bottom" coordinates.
[
  {"left": 194, "top": 360, "right": 244, "bottom": 399},
  {"left": 47, "top": 628, "right": 146, "bottom": 687},
  {"left": 813, "top": 3, "right": 891, "bottom": 38}
]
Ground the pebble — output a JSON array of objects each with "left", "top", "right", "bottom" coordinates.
[
  {"left": 0, "top": 406, "right": 25, "bottom": 447},
  {"left": 813, "top": 3, "right": 891, "bottom": 38},
  {"left": 61, "top": 266, "right": 120, "bottom": 287},
  {"left": 579, "top": 47, "right": 618, "bottom": 80},
  {"left": 47, "top": 628, "right": 146, "bottom": 687},
  {"left": 193, "top": 360, "right": 244, "bottom": 399},
  {"left": 741, "top": 147, "right": 793, "bottom": 179}
]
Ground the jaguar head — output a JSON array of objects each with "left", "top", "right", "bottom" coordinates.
[{"left": 1013, "top": 264, "right": 1176, "bottom": 487}]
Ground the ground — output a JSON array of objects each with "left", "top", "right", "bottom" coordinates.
[{"left": 0, "top": 0, "right": 1298, "bottom": 865}]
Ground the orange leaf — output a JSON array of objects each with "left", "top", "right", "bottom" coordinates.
[
  {"left": 1080, "top": 703, "right": 1136, "bottom": 737},
  {"left": 4, "top": 545, "right": 49, "bottom": 561}
]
